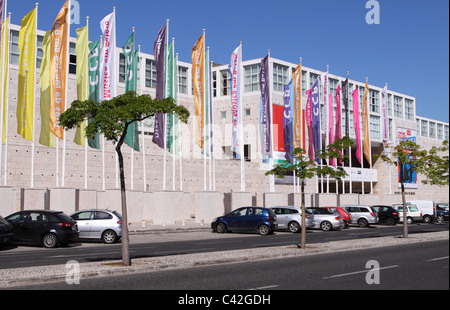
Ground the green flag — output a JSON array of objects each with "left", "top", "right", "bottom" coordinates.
[
  {"left": 166, "top": 41, "right": 178, "bottom": 155},
  {"left": 87, "top": 39, "right": 101, "bottom": 149}
]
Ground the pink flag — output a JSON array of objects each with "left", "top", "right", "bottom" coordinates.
[
  {"left": 352, "top": 88, "right": 361, "bottom": 164},
  {"left": 335, "top": 84, "right": 343, "bottom": 164},
  {"left": 305, "top": 89, "right": 314, "bottom": 161},
  {"left": 328, "top": 93, "right": 336, "bottom": 167}
]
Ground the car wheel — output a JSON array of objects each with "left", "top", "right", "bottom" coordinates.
[
  {"left": 386, "top": 217, "right": 396, "bottom": 225},
  {"left": 320, "top": 221, "right": 332, "bottom": 231},
  {"left": 258, "top": 224, "right": 270, "bottom": 236},
  {"left": 437, "top": 215, "right": 445, "bottom": 223},
  {"left": 42, "top": 233, "right": 57, "bottom": 248},
  {"left": 423, "top": 215, "right": 432, "bottom": 223},
  {"left": 216, "top": 223, "right": 226, "bottom": 233},
  {"left": 407, "top": 217, "right": 414, "bottom": 224},
  {"left": 102, "top": 230, "right": 118, "bottom": 244},
  {"left": 288, "top": 221, "right": 300, "bottom": 233},
  {"left": 358, "top": 218, "right": 369, "bottom": 228}
]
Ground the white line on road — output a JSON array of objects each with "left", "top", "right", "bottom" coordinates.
[
  {"left": 426, "top": 256, "right": 449, "bottom": 262},
  {"left": 247, "top": 285, "right": 279, "bottom": 290},
  {"left": 323, "top": 265, "right": 399, "bottom": 279}
]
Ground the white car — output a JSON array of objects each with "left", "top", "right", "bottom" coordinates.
[
  {"left": 270, "top": 206, "right": 315, "bottom": 233},
  {"left": 393, "top": 204, "right": 422, "bottom": 224},
  {"left": 70, "top": 209, "right": 122, "bottom": 244}
]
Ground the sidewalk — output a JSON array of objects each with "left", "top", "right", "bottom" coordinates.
[{"left": 0, "top": 230, "right": 448, "bottom": 288}]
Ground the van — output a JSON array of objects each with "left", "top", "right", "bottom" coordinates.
[{"left": 406, "top": 200, "right": 437, "bottom": 223}]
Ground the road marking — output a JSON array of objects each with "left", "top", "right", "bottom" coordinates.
[
  {"left": 323, "top": 265, "right": 399, "bottom": 279},
  {"left": 427, "top": 256, "right": 449, "bottom": 262},
  {"left": 247, "top": 285, "right": 279, "bottom": 290}
]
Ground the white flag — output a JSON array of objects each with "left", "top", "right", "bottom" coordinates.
[
  {"left": 381, "top": 84, "right": 389, "bottom": 144},
  {"left": 229, "top": 45, "right": 242, "bottom": 159},
  {"left": 99, "top": 12, "right": 116, "bottom": 101}
]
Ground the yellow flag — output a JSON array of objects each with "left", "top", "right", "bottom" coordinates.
[
  {"left": 74, "top": 25, "right": 89, "bottom": 146},
  {"left": 191, "top": 33, "right": 205, "bottom": 149},
  {"left": 292, "top": 63, "right": 302, "bottom": 150},
  {"left": 1, "top": 16, "right": 10, "bottom": 143},
  {"left": 50, "top": 0, "right": 70, "bottom": 140},
  {"left": 362, "top": 80, "right": 371, "bottom": 165},
  {"left": 39, "top": 31, "right": 54, "bottom": 148},
  {"left": 16, "top": 8, "right": 36, "bottom": 141}
]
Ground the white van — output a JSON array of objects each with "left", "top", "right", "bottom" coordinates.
[{"left": 406, "top": 200, "right": 437, "bottom": 223}]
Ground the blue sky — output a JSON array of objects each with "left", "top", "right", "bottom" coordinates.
[{"left": 6, "top": 0, "right": 450, "bottom": 122}]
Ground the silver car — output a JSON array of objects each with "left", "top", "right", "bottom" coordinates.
[
  {"left": 307, "top": 207, "right": 344, "bottom": 231},
  {"left": 71, "top": 209, "right": 122, "bottom": 244},
  {"left": 341, "top": 205, "right": 379, "bottom": 228},
  {"left": 270, "top": 206, "right": 315, "bottom": 233}
]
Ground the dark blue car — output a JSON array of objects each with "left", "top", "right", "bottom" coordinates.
[{"left": 211, "top": 207, "right": 278, "bottom": 235}]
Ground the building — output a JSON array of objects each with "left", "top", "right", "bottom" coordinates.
[{"left": 0, "top": 22, "right": 448, "bottom": 220}]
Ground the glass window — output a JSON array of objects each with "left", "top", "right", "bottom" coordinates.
[
  {"left": 370, "top": 115, "right": 380, "bottom": 139},
  {"left": 369, "top": 89, "right": 379, "bottom": 113},
  {"left": 9, "top": 30, "right": 20, "bottom": 65},
  {"left": 220, "top": 69, "right": 230, "bottom": 96},
  {"left": 421, "top": 120, "right": 428, "bottom": 137},
  {"left": 405, "top": 99, "right": 414, "bottom": 120},
  {"left": 72, "top": 211, "right": 92, "bottom": 220},
  {"left": 437, "top": 123, "right": 443, "bottom": 140},
  {"left": 244, "top": 64, "right": 260, "bottom": 93},
  {"left": 94, "top": 211, "right": 113, "bottom": 220},
  {"left": 394, "top": 96, "right": 403, "bottom": 118},
  {"left": 145, "top": 59, "right": 156, "bottom": 88},
  {"left": 429, "top": 122, "right": 436, "bottom": 139},
  {"left": 178, "top": 66, "right": 188, "bottom": 94},
  {"left": 273, "top": 63, "right": 288, "bottom": 92}
]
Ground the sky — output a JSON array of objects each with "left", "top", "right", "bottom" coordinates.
[{"left": 6, "top": 0, "right": 450, "bottom": 123}]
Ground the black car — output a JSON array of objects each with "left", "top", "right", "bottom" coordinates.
[
  {"left": 436, "top": 203, "right": 449, "bottom": 223},
  {"left": 372, "top": 205, "right": 400, "bottom": 225},
  {"left": 5, "top": 210, "right": 79, "bottom": 248},
  {"left": 0, "top": 215, "right": 14, "bottom": 246}
]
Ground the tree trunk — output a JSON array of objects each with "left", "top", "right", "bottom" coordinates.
[
  {"left": 399, "top": 163, "right": 408, "bottom": 238},
  {"left": 301, "top": 180, "right": 306, "bottom": 249}
]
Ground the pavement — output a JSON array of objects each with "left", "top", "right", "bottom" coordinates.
[{"left": 0, "top": 222, "right": 448, "bottom": 289}]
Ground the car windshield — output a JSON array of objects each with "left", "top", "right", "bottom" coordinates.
[
  {"left": 55, "top": 213, "right": 74, "bottom": 222},
  {"left": 112, "top": 211, "right": 122, "bottom": 219}
]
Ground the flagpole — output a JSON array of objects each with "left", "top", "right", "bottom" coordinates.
[
  {"left": 347, "top": 72, "right": 352, "bottom": 194},
  {"left": 130, "top": 27, "right": 135, "bottom": 191},
  {"left": 268, "top": 49, "right": 275, "bottom": 192},
  {"left": 176, "top": 52, "right": 183, "bottom": 191},
  {"left": 239, "top": 41, "right": 245, "bottom": 192},
  {"left": 30, "top": 2, "right": 38, "bottom": 188},
  {"left": 99, "top": 34, "right": 105, "bottom": 191},
  {"left": 0, "top": 1, "right": 9, "bottom": 185},
  {"left": 137, "top": 45, "right": 147, "bottom": 191},
  {"left": 367, "top": 77, "right": 373, "bottom": 194},
  {"left": 211, "top": 56, "right": 216, "bottom": 192},
  {"left": 162, "top": 19, "right": 169, "bottom": 191},
  {"left": 3, "top": 12, "right": 10, "bottom": 185},
  {"left": 84, "top": 16, "right": 89, "bottom": 190},
  {"left": 360, "top": 80, "right": 364, "bottom": 194},
  {"left": 171, "top": 37, "right": 176, "bottom": 191},
  {"left": 202, "top": 29, "right": 207, "bottom": 191}
]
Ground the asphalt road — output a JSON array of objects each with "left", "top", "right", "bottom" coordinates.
[
  {"left": 0, "top": 223, "right": 448, "bottom": 270},
  {"left": 8, "top": 239, "right": 448, "bottom": 291}
]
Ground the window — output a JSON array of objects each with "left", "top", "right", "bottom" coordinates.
[
  {"left": 273, "top": 63, "right": 288, "bottom": 92},
  {"left": 421, "top": 120, "right": 428, "bottom": 137},
  {"left": 437, "top": 123, "right": 443, "bottom": 140},
  {"left": 212, "top": 71, "right": 217, "bottom": 97},
  {"left": 369, "top": 89, "right": 379, "bottom": 113},
  {"left": 145, "top": 59, "right": 156, "bottom": 88},
  {"left": 220, "top": 69, "right": 230, "bottom": 96},
  {"left": 387, "top": 94, "right": 392, "bottom": 116},
  {"left": 94, "top": 211, "right": 113, "bottom": 220},
  {"left": 370, "top": 115, "right": 380, "bottom": 139},
  {"left": 119, "top": 53, "right": 126, "bottom": 83},
  {"left": 405, "top": 99, "right": 414, "bottom": 120},
  {"left": 220, "top": 111, "right": 227, "bottom": 119},
  {"left": 445, "top": 125, "right": 449, "bottom": 141},
  {"left": 72, "top": 212, "right": 92, "bottom": 220},
  {"left": 394, "top": 96, "right": 403, "bottom": 118},
  {"left": 429, "top": 122, "right": 436, "bottom": 139},
  {"left": 69, "top": 42, "right": 76, "bottom": 74},
  {"left": 245, "top": 108, "right": 251, "bottom": 116},
  {"left": 244, "top": 64, "right": 260, "bottom": 92},
  {"left": 178, "top": 66, "right": 188, "bottom": 94},
  {"left": 9, "top": 30, "right": 19, "bottom": 65}
]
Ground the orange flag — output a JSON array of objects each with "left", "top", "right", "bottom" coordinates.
[{"left": 191, "top": 33, "right": 205, "bottom": 149}]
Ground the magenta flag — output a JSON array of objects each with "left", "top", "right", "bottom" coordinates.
[
  {"left": 305, "top": 88, "right": 314, "bottom": 161},
  {"left": 335, "top": 84, "right": 343, "bottom": 164},
  {"left": 328, "top": 93, "right": 336, "bottom": 167},
  {"left": 352, "top": 88, "right": 361, "bottom": 164}
]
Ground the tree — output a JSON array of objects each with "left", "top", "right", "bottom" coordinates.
[
  {"left": 265, "top": 136, "right": 353, "bottom": 249},
  {"left": 378, "top": 139, "right": 448, "bottom": 238},
  {"left": 60, "top": 91, "right": 190, "bottom": 266}
]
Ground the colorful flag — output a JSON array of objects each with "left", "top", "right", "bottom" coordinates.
[
  {"left": 362, "top": 80, "right": 371, "bottom": 165},
  {"left": 305, "top": 88, "right": 314, "bottom": 161},
  {"left": 311, "top": 80, "right": 321, "bottom": 164},
  {"left": 49, "top": 0, "right": 70, "bottom": 140},
  {"left": 191, "top": 33, "right": 205, "bottom": 149},
  {"left": 335, "top": 84, "right": 342, "bottom": 164},
  {"left": 321, "top": 71, "right": 329, "bottom": 160},
  {"left": 99, "top": 11, "right": 116, "bottom": 102},
  {"left": 74, "top": 25, "right": 89, "bottom": 147},
  {"left": 329, "top": 93, "right": 336, "bottom": 167},
  {"left": 381, "top": 84, "right": 388, "bottom": 144},
  {"left": 292, "top": 64, "right": 302, "bottom": 149},
  {"left": 38, "top": 31, "right": 54, "bottom": 148},
  {"left": 352, "top": 87, "right": 361, "bottom": 164},
  {"left": 87, "top": 39, "right": 101, "bottom": 149},
  {"left": 166, "top": 40, "right": 178, "bottom": 154},
  {"left": 259, "top": 54, "right": 271, "bottom": 158},
  {"left": 283, "top": 79, "right": 294, "bottom": 163},
  {"left": 342, "top": 78, "right": 349, "bottom": 137},
  {"left": 152, "top": 24, "right": 166, "bottom": 148},
  {"left": 229, "top": 45, "right": 242, "bottom": 159},
  {"left": 17, "top": 7, "right": 36, "bottom": 141}
]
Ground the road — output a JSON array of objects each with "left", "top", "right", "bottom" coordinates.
[
  {"left": 6, "top": 239, "right": 448, "bottom": 291},
  {"left": 0, "top": 223, "right": 448, "bottom": 270}
]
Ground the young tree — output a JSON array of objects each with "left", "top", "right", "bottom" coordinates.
[
  {"left": 265, "top": 136, "right": 353, "bottom": 249},
  {"left": 378, "top": 139, "right": 449, "bottom": 238},
  {"left": 60, "top": 91, "right": 190, "bottom": 266}
]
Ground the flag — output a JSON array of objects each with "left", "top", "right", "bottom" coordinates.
[
  {"left": 87, "top": 39, "right": 101, "bottom": 149},
  {"left": 49, "top": 0, "right": 70, "bottom": 140},
  {"left": 305, "top": 88, "right": 314, "bottom": 161},
  {"left": 321, "top": 71, "right": 329, "bottom": 161},
  {"left": 259, "top": 54, "right": 271, "bottom": 158},
  {"left": 191, "top": 33, "right": 205, "bottom": 149},
  {"left": 283, "top": 79, "right": 294, "bottom": 163},
  {"left": 335, "top": 84, "right": 342, "bottom": 164},
  {"left": 1, "top": 15, "right": 9, "bottom": 143},
  {"left": 362, "top": 80, "right": 371, "bottom": 165},
  {"left": 329, "top": 93, "right": 336, "bottom": 167},
  {"left": 166, "top": 41, "right": 178, "bottom": 155},
  {"left": 122, "top": 32, "right": 140, "bottom": 152},
  {"left": 204, "top": 47, "right": 211, "bottom": 156},
  {"left": 352, "top": 87, "right": 361, "bottom": 164},
  {"left": 342, "top": 78, "right": 350, "bottom": 137},
  {"left": 99, "top": 11, "right": 116, "bottom": 102},
  {"left": 311, "top": 80, "right": 321, "bottom": 164},
  {"left": 74, "top": 25, "right": 89, "bottom": 147},
  {"left": 152, "top": 24, "right": 166, "bottom": 148},
  {"left": 17, "top": 7, "right": 36, "bottom": 141},
  {"left": 229, "top": 45, "right": 242, "bottom": 159},
  {"left": 292, "top": 64, "right": 302, "bottom": 149},
  {"left": 38, "top": 31, "right": 54, "bottom": 148},
  {"left": 381, "top": 84, "right": 388, "bottom": 145}
]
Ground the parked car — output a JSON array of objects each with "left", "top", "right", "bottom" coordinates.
[
  {"left": 4, "top": 210, "right": 78, "bottom": 248},
  {"left": 270, "top": 206, "right": 315, "bottom": 233},
  {"left": 435, "top": 203, "right": 449, "bottom": 223},
  {"left": 0, "top": 215, "right": 14, "bottom": 246},
  {"left": 211, "top": 207, "right": 277, "bottom": 235},
  {"left": 341, "top": 205, "right": 379, "bottom": 228},
  {"left": 406, "top": 200, "right": 437, "bottom": 223},
  {"left": 393, "top": 204, "right": 423, "bottom": 224},
  {"left": 306, "top": 207, "right": 343, "bottom": 231},
  {"left": 371, "top": 205, "right": 400, "bottom": 225},
  {"left": 321, "top": 207, "right": 352, "bottom": 228},
  {"left": 70, "top": 209, "right": 122, "bottom": 244}
]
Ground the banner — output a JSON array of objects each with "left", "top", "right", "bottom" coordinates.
[
  {"left": 259, "top": 55, "right": 271, "bottom": 157},
  {"left": 17, "top": 8, "right": 36, "bottom": 141},
  {"left": 87, "top": 39, "right": 100, "bottom": 149},
  {"left": 305, "top": 88, "right": 314, "bottom": 161},
  {"left": 335, "top": 84, "right": 342, "bottom": 164},
  {"left": 329, "top": 93, "right": 336, "bottom": 167},
  {"left": 362, "top": 80, "right": 371, "bottom": 165},
  {"left": 191, "top": 33, "right": 205, "bottom": 149},
  {"left": 352, "top": 87, "right": 361, "bottom": 164},
  {"left": 152, "top": 24, "right": 166, "bottom": 148},
  {"left": 283, "top": 79, "right": 294, "bottom": 163},
  {"left": 397, "top": 128, "right": 417, "bottom": 188},
  {"left": 99, "top": 11, "right": 116, "bottom": 102},
  {"left": 292, "top": 64, "right": 302, "bottom": 149},
  {"left": 342, "top": 78, "right": 349, "bottom": 137},
  {"left": 74, "top": 25, "right": 88, "bottom": 147},
  {"left": 311, "top": 80, "right": 321, "bottom": 164},
  {"left": 381, "top": 84, "right": 388, "bottom": 144},
  {"left": 49, "top": 0, "right": 70, "bottom": 140},
  {"left": 229, "top": 45, "right": 242, "bottom": 159},
  {"left": 38, "top": 31, "right": 54, "bottom": 147},
  {"left": 321, "top": 72, "right": 329, "bottom": 158},
  {"left": 166, "top": 41, "right": 178, "bottom": 154}
]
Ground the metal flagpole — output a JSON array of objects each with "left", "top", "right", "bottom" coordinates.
[
  {"left": 176, "top": 52, "right": 183, "bottom": 191},
  {"left": 348, "top": 71, "right": 352, "bottom": 194},
  {"left": 84, "top": 16, "right": 89, "bottom": 189},
  {"left": 130, "top": 27, "right": 135, "bottom": 190},
  {"left": 31, "top": 2, "right": 38, "bottom": 188},
  {"left": 239, "top": 41, "right": 245, "bottom": 192},
  {"left": 138, "top": 45, "right": 147, "bottom": 191},
  {"left": 3, "top": 12, "right": 10, "bottom": 185},
  {"left": 0, "top": 0, "right": 7, "bottom": 185},
  {"left": 207, "top": 46, "right": 212, "bottom": 191},
  {"left": 268, "top": 50, "right": 275, "bottom": 192},
  {"left": 163, "top": 19, "right": 169, "bottom": 191},
  {"left": 203, "top": 29, "right": 206, "bottom": 191}
]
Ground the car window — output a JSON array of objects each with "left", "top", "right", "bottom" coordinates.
[
  {"left": 272, "top": 208, "right": 281, "bottom": 215},
  {"left": 232, "top": 208, "right": 247, "bottom": 217},
  {"left": 28, "top": 212, "right": 48, "bottom": 222},
  {"left": 94, "top": 211, "right": 113, "bottom": 220},
  {"left": 248, "top": 208, "right": 263, "bottom": 216},
  {"left": 5, "top": 213, "right": 28, "bottom": 222},
  {"left": 397, "top": 206, "right": 404, "bottom": 212},
  {"left": 347, "top": 207, "right": 359, "bottom": 212},
  {"left": 360, "top": 208, "right": 369, "bottom": 213},
  {"left": 72, "top": 211, "right": 92, "bottom": 220},
  {"left": 409, "top": 206, "right": 419, "bottom": 212}
]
